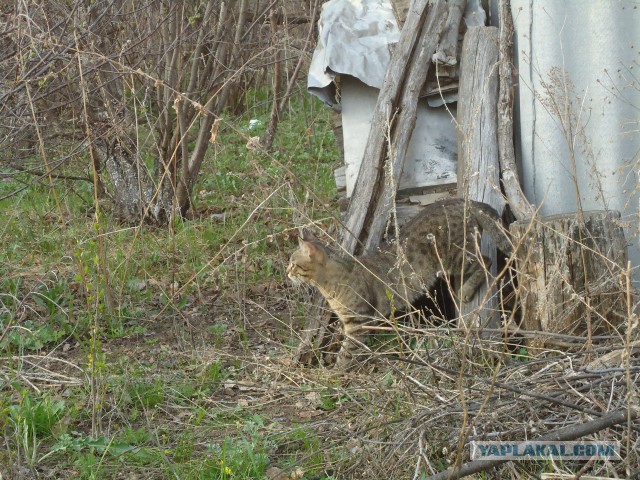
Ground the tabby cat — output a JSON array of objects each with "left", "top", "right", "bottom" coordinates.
[{"left": 287, "top": 198, "right": 511, "bottom": 369}]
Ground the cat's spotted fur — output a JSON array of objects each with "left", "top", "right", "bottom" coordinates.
[{"left": 287, "top": 198, "right": 511, "bottom": 369}]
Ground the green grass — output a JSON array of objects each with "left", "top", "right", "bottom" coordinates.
[{"left": 0, "top": 90, "right": 342, "bottom": 479}]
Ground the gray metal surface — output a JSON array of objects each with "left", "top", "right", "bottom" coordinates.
[
  {"left": 340, "top": 76, "right": 457, "bottom": 197},
  {"left": 511, "top": 0, "right": 640, "bottom": 276}
]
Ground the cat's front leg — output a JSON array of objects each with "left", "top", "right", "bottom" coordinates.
[{"left": 334, "top": 317, "right": 368, "bottom": 370}]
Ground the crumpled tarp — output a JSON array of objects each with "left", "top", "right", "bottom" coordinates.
[
  {"left": 308, "top": 0, "right": 400, "bottom": 105},
  {"left": 308, "top": 0, "right": 487, "bottom": 106}
]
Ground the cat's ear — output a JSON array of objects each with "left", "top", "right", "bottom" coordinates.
[
  {"left": 297, "top": 230, "right": 325, "bottom": 262},
  {"left": 298, "top": 228, "right": 317, "bottom": 243},
  {"left": 302, "top": 241, "right": 325, "bottom": 262}
]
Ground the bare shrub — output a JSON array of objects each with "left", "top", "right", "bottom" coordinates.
[{"left": 0, "top": 0, "right": 315, "bottom": 224}]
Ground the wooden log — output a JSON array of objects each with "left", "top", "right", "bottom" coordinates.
[
  {"left": 456, "top": 26, "right": 505, "bottom": 330},
  {"left": 330, "top": 110, "right": 344, "bottom": 164},
  {"left": 510, "top": 211, "right": 628, "bottom": 350}
]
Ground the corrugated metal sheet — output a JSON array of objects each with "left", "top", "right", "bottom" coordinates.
[{"left": 509, "top": 0, "right": 640, "bottom": 275}]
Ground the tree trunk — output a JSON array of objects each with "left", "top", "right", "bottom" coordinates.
[
  {"left": 105, "top": 0, "right": 244, "bottom": 224},
  {"left": 262, "top": 6, "right": 283, "bottom": 152},
  {"left": 102, "top": 139, "right": 175, "bottom": 225}
]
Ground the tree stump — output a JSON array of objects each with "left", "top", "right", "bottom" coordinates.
[{"left": 510, "top": 210, "right": 628, "bottom": 350}]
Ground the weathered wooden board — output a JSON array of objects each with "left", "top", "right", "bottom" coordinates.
[
  {"left": 456, "top": 26, "right": 504, "bottom": 329},
  {"left": 510, "top": 211, "right": 628, "bottom": 350}
]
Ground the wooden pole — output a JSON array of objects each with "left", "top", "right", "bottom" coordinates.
[
  {"left": 338, "top": 0, "right": 448, "bottom": 256},
  {"left": 497, "top": 0, "right": 535, "bottom": 221}
]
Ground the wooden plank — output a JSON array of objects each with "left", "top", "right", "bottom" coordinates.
[
  {"left": 337, "top": 0, "right": 430, "bottom": 254},
  {"left": 390, "top": 0, "right": 411, "bottom": 26},
  {"left": 394, "top": 189, "right": 456, "bottom": 226},
  {"left": 456, "top": 26, "right": 504, "bottom": 330}
]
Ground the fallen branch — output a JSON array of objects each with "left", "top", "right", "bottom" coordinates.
[
  {"left": 426, "top": 408, "right": 638, "bottom": 480},
  {"left": 394, "top": 356, "right": 614, "bottom": 418},
  {"left": 497, "top": 0, "right": 534, "bottom": 220}
]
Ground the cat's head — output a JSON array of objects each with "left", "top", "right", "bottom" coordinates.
[{"left": 287, "top": 230, "right": 329, "bottom": 286}]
